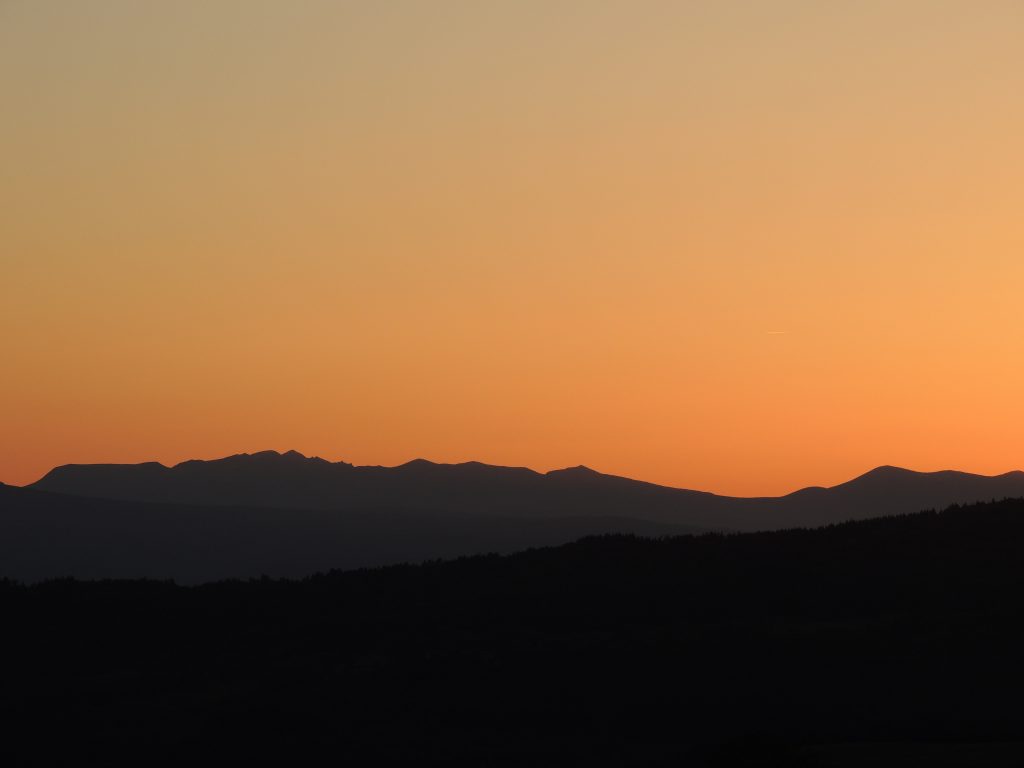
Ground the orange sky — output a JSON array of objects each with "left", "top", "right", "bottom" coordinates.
[{"left": 2, "top": 1, "right": 1023, "bottom": 495}]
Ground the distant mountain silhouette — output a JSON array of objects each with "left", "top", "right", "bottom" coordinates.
[
  {"left": 27, "top": 450, "right": 1024, "bottom": 531},
  {"left": 6, "top": 452, "right": 1024, "bottom": 581}
]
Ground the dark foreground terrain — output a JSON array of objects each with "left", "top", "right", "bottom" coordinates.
[{"left": 4, "top": 499, "right": 1024, "bottom": 766}]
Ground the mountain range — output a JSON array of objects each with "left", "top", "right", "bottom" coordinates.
[
  {"left": 28, "top": 449, "right": 1024, "bottom": 529},
  {"left": 3, "top": 450, "right": 1023, "bottom": 582}
]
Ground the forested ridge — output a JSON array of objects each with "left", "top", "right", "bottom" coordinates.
[{"left": 4, "top": 498, "right": 1024, "bottom": 765}]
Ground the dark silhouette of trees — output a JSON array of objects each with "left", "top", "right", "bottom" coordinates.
[{"left": 3, "top": 498, "right": 1024, "bottom": 766}]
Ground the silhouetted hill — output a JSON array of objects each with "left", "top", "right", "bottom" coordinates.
[
  {"left": 747, "top": 465, "right": 1024, "bottom": 528},
  {"left": 0, "top": 483, "right": 698, "bottom": 583},
  {"left": 27, "top": 450, "right": 1024, "bottom": 531},
  {"left": 3, "top": 498, "right": 1024, "bottom": 765}
]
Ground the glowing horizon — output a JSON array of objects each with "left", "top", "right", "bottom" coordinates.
[{"left": 3, "top": 1, "right": 1023, "bottom": 496}]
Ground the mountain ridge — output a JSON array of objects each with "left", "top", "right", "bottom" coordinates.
[
  {"left": 25, "top": 450, "right": 1024, "bottom": 533},
  {"left": 35, "top": 450, "right": 1022, "bottom": 491},
  {"left": 7, "top": 452, "right": 1024, "bottom": 582}
]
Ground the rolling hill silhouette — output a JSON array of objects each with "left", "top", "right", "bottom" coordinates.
[
  {"left": 5, "top": 451, "right": 1023, "bottom": 581},
  {"left": 28, "top": 450, "right": 1024, "bottom": 530}
]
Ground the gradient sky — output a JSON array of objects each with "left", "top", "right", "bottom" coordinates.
[{"left": 2, "top": 1, "right": 1023, "bottom": 495}]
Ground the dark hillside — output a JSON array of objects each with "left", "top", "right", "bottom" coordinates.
[
  {"left": 3, "top": 498, "right": 1024, "bottom": 765},
  {"left": 0, "top": 484, "right": 697, "bottom": 582}
]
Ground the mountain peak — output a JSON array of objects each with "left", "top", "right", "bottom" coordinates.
[
  {"left": 399, "top": 458, "right": 438, "bottom": 469},
  {"left": 832, "top": 466, "right": 922, "bottom": 490},
  {"left": 859, "top": 465, "right": 916, "bottom": 479},
  {"left": 547, "top": 465, "right": 600, "bottom": 477},
  {"left": 848, "top": 465, "right": 988, "bottom": 484},
  {"left": 227, "top": 450, "right": 311, "bottom": 461},
  {"left": 221, "top": 450, "right": 283, "bottom": 462}
]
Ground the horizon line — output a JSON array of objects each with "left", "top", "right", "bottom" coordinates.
[{"left": 16, "top": 449, "right": 1024, "bottom": 501}]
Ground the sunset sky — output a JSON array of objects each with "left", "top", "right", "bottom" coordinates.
[{"left": 2, "top": 1, "right": 1023, "bottom": 495}]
